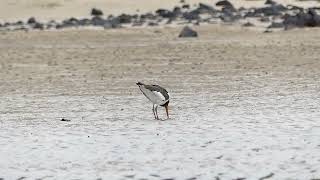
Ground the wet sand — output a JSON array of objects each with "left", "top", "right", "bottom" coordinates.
[{"left": 0, "top": 26, "right": 320, "bottom": 179}]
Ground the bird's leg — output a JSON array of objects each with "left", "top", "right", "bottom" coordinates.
[
  {"left": 155, "top": 105, "right": 159, "bottom": 120},
  {"left": 152, "top": 104, "right": 157, "bottom": 119}
]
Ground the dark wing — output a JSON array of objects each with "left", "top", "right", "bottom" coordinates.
[{"left": 144, "top": 85, "right": 170, "bottom": 101}]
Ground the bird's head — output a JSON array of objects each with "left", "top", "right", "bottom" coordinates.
[{"left": 163, "top": 100, "right": 169, "bottom": 119}]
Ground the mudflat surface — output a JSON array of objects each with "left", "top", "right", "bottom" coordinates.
[{"left": 0, "top": 26, "right": 320, "bottom": 179}]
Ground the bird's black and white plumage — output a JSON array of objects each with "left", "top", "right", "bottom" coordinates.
[{"left": 136, "top": 82, "right": 170, "bottom": 120}]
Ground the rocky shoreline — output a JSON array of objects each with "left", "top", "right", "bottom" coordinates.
[{"left": 1, "top": 0, "right": 320, "bottom": 33}]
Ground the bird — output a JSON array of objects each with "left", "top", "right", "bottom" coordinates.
[{"left": 136, "top": 82, "right": 170, "bottom": 120}]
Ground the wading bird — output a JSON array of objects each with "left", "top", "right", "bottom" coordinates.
[{"left": 136, "top": 82, "right": 170, "bottom": 120}]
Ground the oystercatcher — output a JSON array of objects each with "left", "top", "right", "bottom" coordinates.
[{"left": 136, "top": 82, "right": 170, "bottom": 120}]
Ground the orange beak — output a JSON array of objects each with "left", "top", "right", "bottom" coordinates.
[{"left": 165, "top": 105, "right": 169, "bottom": 119}]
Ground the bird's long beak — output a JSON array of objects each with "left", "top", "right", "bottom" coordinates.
[{"left": 165, "top": 105, "right": 169, "bottom": 119}]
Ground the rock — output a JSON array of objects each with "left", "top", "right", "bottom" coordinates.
[
  {"left": 140, "top": 13, "right": 157, "bottom": 20},
  {"left": 91, "top": 16, "right": 107, "bottom": 26},
  {"left": 27, "top": 17, "right": 36, "bottom": 24},
  {"left": 4, "top": 22, "right": 11, "bottom": 27},
  {"left": 307, "top": 8, "right": 320, "bottom": 26},
  {"left": 264, "top": 29, "right": 273, "bottom": 33},
  {"left": 173, "top": 6, "right": 182, "bottom": 15},
  {"left": 260, "top": 16, "right": 270, "bottom": 22},
  {"left": 198, "top": 3, "right": 217, "bottom": 14},
  {"left": 78, "top": 18, "right": 91, "bottom": 26},
  {"left": 155, "top": 9, "right": 175, "bottom": 18},
  {"left": 91, "top": 8, "right": 103, "bottom": 16},
  {"left": 216, "top": 0, "right": 233, "bottom": 8},
  {"left": 258, "top": 173, "right": 274, "bottom": 180},
  {"left": 220, "top": 7, "right": 241, "bottom": 23},
  {"left": 15, "top": 21, "right": 24, "bottom": 26},
  {"left": 33, "top": 22, "right": 44, "bottom": 30},
  {"left": 256, "top": 4, "right": 287, "bottom": 16},
  {"left": 117, "top": 14, "right": 132, "bottom": 23},
  {"left": 265, "top": 0, "right": 277, "bottom": 5},
  {"left": 61, "top": 118, "right": 71, "bottom": 122},
  {"left": 182, "top": 4, "right": 190, "bottom": 9},
  {"left": 104, "top": 18, "right": 122, "bottom": 29},
  {"left": 62, "top": 17, "right": 79, "bottom": 27},
  {"left": 216, "top": 0, "right": 236, "bottom": 12},
  {"left": 178, "top": 26, "right": 198, "bottom": 38},
  {"left": 245, "top": 8, "right": 262, "bottom": 18},
  {"left": 220, "top": 14, "right": 238, "bottom": 22},
  {"left": 148, "top": 22, "right": 159, "bottom": 26},
  {"left": 183, "top": 10, "right": 200, "bottom": 21},
  {"left": 132, "top": 21, "right": 143, "bottom": 26},
  {"left": 286, "top": 5, "right": 303, "bottom": 11},
  {"left": 282, "top": 9, "right": 320, "bottom": 29},
  {"left": 243, "top": 22, "right": 255, "bottom": 27},
  {"left": 268, "top": 22, "right": 284, "bottom": 28}
]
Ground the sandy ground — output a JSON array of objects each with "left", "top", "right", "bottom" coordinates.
[
  {"left": 1, "top": 0, "right": 320, "bottom": 21},
  {"left": 0, "top": 25, "right": 320, "bottom": 179}
]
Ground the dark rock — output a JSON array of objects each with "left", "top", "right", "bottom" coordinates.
[
  {"left": 33, "top": 23, "right": 44, "bottom": 30},
  {"left": 220, "top": 7, "right": 241, "bottom": 23},
  {"left": 91, "top": 8, "right": 103, "bottom": 16},
  {"left": 173, "top": 6, "right": 182, "bottom": 15},
  {"left": 245, "top": 9, "right": 262, "bottom": 18},
  {"left": 260, "top": 16, "right": 270, "bottom": 22},
  {"left": 148, "top": 22, "right": 159, "bottom": 26},
  {"left": 198, "top": 3, "right": 217, "bottom": 14},
  {"left": 15, "top": 21, "right": 24, "bottom": 26},
  {"left": 118, "top": 14, "right": 132, "bottom": 23},
  {"left": 78, "top": 18, "right": 92, "bottom": 26},
  {"left": 183, "top": 10, "right": 200, "bottom": 21},
  {"left": 27, "top": 17, "right": 36, "bottom": 24},
  {"left": 216, "top": 0, "right": 233, "bottom": 8},
  {"left": 178, "top": 26, "right": 198, "bottom": 38},
  {"left": 180, "top": 0, "right": 185, "bottom": 3},
  {"left": 62, "top": 17, "right": 79, "bottom": 27},
  {"left": 166, "top": 18, "right": 173, "bottom": 24},
  {"left": 131, "top": 14, "right": 139, "bottom": 19},
  {"left": 286, "top": 5, "right": 303, "bottom": 11},
  {"left": 186, "top": 177, "right": 197, "bottom": 180},
  {"left": 104, "top": 18, "right": 122, "bottom": 29},
  {"left": 132, "top": 21, "right": 143, "bottom": 26},
  {"left": 255, "top": 4, "right": 287, "bottom": 16},
  {"left": 243, "top": 22, "right": 255, "bottom": 27},
  {"left": 216, "top": 0, "right": 236, "bottom": 13},
  {"left": 17, "top": 177, "right": 27, "bottom": 180},
  {"left": 140, "top": 13, "right": 157, "bottom": 20},
  {"left": 283, "top": 9, "right": 320, "bottom": 29},
  {"left": 307, "top": 8, "right": 320, "bottom": 26},
  {"left": 258, "top": 173, "right": 274, "bottom": 180},
  {"left": 268, "top": 22, "right": 284, "bottom": 28},
  {"left": 55, "top": 24, "right": 64, "bottom": 29},
  {"left": 61, "top": 118, "right": 71, "bottom": 122},
  {"left": 91, "top": 16, "right": 107, "bottom": 26},
  {"left": 4, "top": 22, "right": 11, "bottom": 27},
  {"left": 265, "top": 0, "right": 277, "bottom": 5},
  {"left": 220, "top": 14, "right": 237, "bottom": 22},
  {"left": 155, "top": 9, "right": 175, "bottom": 18},
  {"left": 182, "top": 4, "right": 190, "bottom": 9}
]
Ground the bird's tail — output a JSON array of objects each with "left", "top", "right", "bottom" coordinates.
[{"left": 136, "top": 82, "right": 144, "bottom": 86}]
